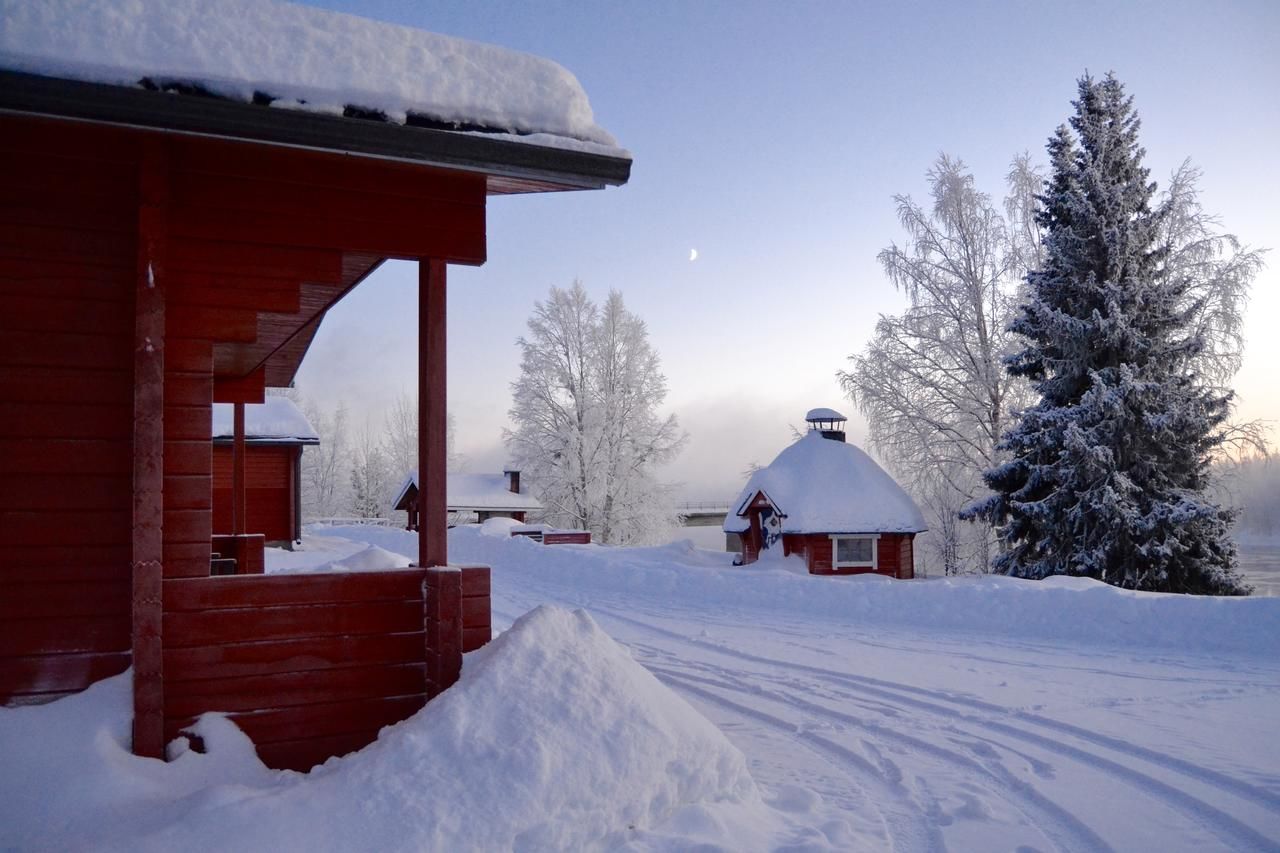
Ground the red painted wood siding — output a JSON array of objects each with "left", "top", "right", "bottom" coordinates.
[
  {"left": 461, "top": 566, "right": 492, "bottom": 653},
  {"left": 211, "top": 445, "right": 294, "bottom": 543},
  {"left": 0, "top": 126, "right": 139, "bottom": 703},
  {"left": 2, "top": 117, "right": 495, "bottom": 766},
  {"left": 161, "top": 566, "right": 491, "bottom": 771},
  {"left": 163, "top": 570, "right": 427, "bottom": 771},
  {"left": 795, "top": 533, "right": 915, "bottom": 577}
]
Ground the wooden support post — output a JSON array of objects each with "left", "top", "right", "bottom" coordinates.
[
  {"left": 424, "top": 567, "right": 463, "bottom": 697},
  {"left": 232, "top": 401, "right": 246, "bottom": 535},
  {"left": 418, "top": 259, "right": 447, "bottom": 568},
  {"left": 132, "top": 137, "right": 168, "bottom": 759},
  {"left": 418, "top": 259, "right": 461, "bottom": 694}
]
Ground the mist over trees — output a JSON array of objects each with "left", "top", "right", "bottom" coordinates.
[
  {"left": 296, "top": 394, "right": 459, "bottom": 523},
  {"left": 1220, "top": 456, "right": 1280, "bottom": 537},
  {"left": 301, "top": 399, "right": 351, "bottom": 520},
  {"left": 966, "top": 74, "right": 1251, "bottom": 594},
  {"left": 506, "top": 282, "right": 685, "bottom": 545}
]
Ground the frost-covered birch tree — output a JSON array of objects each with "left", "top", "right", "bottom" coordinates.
[
  {"left": 349, "top": 423, "right": 391, "bottom": 520},
  {"left": 382, "top": 392, "right": 460, "bottom": 480},
  {"left": 301, "top": 399, "right": 350, "bottom": 520},
  {"left": 965, "top": 74, "right": 1250, "bottom": 595},
  {"left": 838, "top": 155, "right": 1038, "bottom": 574},
  {"left": 506, "top": 282, "right": 685, "bottom": 545}
]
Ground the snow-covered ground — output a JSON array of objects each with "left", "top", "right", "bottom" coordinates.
[{"left": 4, "top": 524, "right": 1278, "bottom": 851}]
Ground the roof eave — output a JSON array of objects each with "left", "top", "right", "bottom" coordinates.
[
  {"left": 212, "top": 437, "right": 321, "bottom": 446},
  {"left": 0, "top": 69, "right": 632, "bottom": 192}
]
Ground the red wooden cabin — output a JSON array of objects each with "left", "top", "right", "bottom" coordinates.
[
  {"left": 212, "top": 398, "right": 316, "bottom": 546},
  {"left": 0, "top": 12, "right": 629, "bottom": 771},
  {"left": 394, "top": 469, "right": 542, "bottom": 529},
  {"left": 724, "top": 409, "right": 927, "bottom": 577}
]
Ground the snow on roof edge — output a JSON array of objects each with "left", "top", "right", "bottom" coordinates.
[
  {"left": 0, "top": 0, "right": 625, "bottom": 154},
  {"left": 392, "top": 470, "right": 543, "bottom": 512},
  {"left": 211, "top": 397, "right": 318, "bottom": 443}
]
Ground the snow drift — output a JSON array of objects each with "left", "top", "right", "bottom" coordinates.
[{"left": 0, "top": 606, "right": 757, "bottom": 851}]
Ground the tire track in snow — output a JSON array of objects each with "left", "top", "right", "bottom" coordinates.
[
  {"left": 581, "top": 603, "right": 1280, "bottom": 851},
  {"left": 649, "top": 664, "right": 1110, "bottom": 853},
  {"left": 644, "top": 665, "right": 948, "bottom": 853}
]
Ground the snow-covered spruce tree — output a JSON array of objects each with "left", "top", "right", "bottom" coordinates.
[
  {"left": 506, "top": 282, "right": 685, "bottom": 545},
  {"left": 964, "top": 74, "right": 1248, "bottom": 595}
]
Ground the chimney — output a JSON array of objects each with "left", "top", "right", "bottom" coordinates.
[
  {"left": 504, "top": 469, "right": 520, "bottom": 494},
  {"left": 804, "top": 407, "right": 847, "bottom": 442}
]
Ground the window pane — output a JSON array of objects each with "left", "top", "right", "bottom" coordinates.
[{"left": 837, "top": 538, "right": 872, "bottom": 563}]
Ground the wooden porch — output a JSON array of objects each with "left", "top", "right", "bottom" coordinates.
[{"left": 0, "top": 65, "right": 626, "bottom": 769}]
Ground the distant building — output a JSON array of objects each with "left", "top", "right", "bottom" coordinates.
[
  {"left": 393, "top": 469, "right": 542, "bottom": 529},
  {"left": 724, "top": 409, "right": 927, "bottom": 576},
  {"left": 211, "top": 397, "right": 317, "bottom": 545}
]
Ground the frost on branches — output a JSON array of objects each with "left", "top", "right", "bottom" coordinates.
[
  {"left": 506, "top": 283, "right": 685, "bottom": 545},
  {"left": 840, "top": 155, "right": 1040, "bottom": 575},
  {"left": 965, "top": 74, "right": 1250, "bottom": 595}
]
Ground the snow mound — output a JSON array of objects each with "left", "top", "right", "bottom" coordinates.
[
  {"left": 267, "top": 543, "right": 411, "bottom": 574},
  {"left": 0, "top": 0, "right": 621, "bottom": 150},
  {"left": 1, "top": 608, "right": 758, "bottom": 851},
  {"left": 480, "top": 516, "right": 524, "bottom": 537}
]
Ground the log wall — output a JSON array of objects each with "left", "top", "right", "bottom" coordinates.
[
  {"left": 211, "top": 444, "right": 295, "bottom": 543},
  {"left": 162, "top": 566, "right": 490, "bottom": 771},
  {"left": 0, "top": 126, "right": 138, "bottom": 703},
  {"left": 791, "top": 533, "right": 915, "bottom": 578}
]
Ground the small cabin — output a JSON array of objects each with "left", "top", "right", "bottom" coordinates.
[
  {"left": 212, "top": 397, "right": 317, "bottom": 546},
  {"left": 724, "top": 409, "right": 927, "bottom": 577},
  {"left": 394, "top": 469, "right": 543, "bottom": 529}
]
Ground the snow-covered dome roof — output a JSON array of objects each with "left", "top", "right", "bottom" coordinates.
[
  {"left": 804, "top": 407, "right": 846, "bottom": 423},
  {"left": 724, "top": 431, "right": 926, "bottom": 535}
]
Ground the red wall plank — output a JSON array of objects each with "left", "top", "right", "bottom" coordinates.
[
  {"left": 164, "top": 570, "right": 427, "bottom": 610},
  {"left": 164, "top": 663, "right": 427, "bottom": 716},
  {"left": 164, "top": 633, "right": 425, "bottom": 681},
  {"left": 166, "top": 601, "right": 423, "bottom": 648}
]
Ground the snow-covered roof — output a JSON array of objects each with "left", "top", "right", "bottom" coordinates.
[
  {"left": 805, "top": 407, "right": 846, "bottom": 422},
  {"left": 393, "top": 471, "right": 542, "bottom": 513},
  {"left": 724, "top": 432, "right": 926, "bottom": 535},
  {"left": 0, "top": 0, "right": 623, "bottom": 155},
  {"left": 211, "top": 397, "right": 318, "bottom": 444}
]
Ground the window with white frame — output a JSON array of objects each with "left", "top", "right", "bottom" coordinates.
[{"left": 830, "top": 534, "right": 878, "bottom": 569}]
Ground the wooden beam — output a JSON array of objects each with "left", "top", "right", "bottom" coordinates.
[
  {"left": 132, "top": 136, "right": 167, "bottom": 760},
  {"left": 232, "top": 402, "right": 246, "bottom": 536},
  {"left": 212, "top": 367, "right": 265, "bottom": 404},
  {"left": 418, "top": 259, "right": 447, "bottom": 568}
]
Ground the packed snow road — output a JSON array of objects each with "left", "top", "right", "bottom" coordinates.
[{"left": 458, "top": 534, "right": 1280, "bottom": 852}]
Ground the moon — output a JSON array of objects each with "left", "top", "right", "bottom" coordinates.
[{"left": 689, "top": 249, "right": 698, "bottom": 261}]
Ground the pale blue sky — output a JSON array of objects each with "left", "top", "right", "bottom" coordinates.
[{"left": 294, "top": 0, "right": 1280, "bottom": 498}]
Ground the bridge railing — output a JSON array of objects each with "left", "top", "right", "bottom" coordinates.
[{"left": 676, "top": 502, "right": 733, "bottom": 515}]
